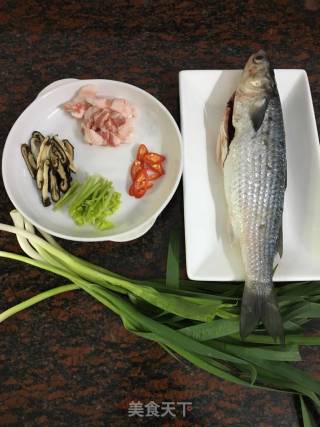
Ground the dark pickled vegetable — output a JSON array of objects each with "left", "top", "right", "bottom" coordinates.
[
  {"left": 21, "top": 131, "right": 77, "bottom": 206},
  {"left": 21, "top": 144, "right": 37, "bottom": 179}
]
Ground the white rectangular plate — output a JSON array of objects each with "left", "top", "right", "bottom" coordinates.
[{"left": 180, "top": 69, "right": 320, "bottom": 281}]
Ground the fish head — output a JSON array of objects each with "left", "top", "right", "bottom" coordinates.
[
  {"left": 239, "top": 50, "right": 276, "bottom": 94},
  {"left": 232, "top": 50, "right": 278, "bottom": 133}
]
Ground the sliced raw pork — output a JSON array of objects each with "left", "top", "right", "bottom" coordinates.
[{"left": 63, "top": 85, "right": 136, "bottom": 146}]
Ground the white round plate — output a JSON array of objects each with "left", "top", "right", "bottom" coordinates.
[{"left": 2, "top": 79, "right": 183, "bottom": 241}]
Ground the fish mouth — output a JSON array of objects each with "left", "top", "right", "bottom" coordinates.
[
  {"left": 240, "top": 50, "right": 276, "bottom": 90},
  {"left": 252, "top": 50, "right": 267, "bottom": 64},
  {"left": 253, "top": 50, "right": 276, "bottom": 83},
  {"left": 257, "top": 50, "right": 276, "bottom": 84}
]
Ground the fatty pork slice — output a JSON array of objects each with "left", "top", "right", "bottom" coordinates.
[
  {"left": 63, "top": 85, "right": 97, "bottom": 119},
  {"left": 64, "top": 85, "right": 136, "bottom": 147},
  {"left": 81, "top": 102, "right": 135, "bottom": 146}
]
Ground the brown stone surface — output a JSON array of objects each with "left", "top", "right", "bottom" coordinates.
[{"left": 0, "top": 0, "right": 319, "bottom": 425}]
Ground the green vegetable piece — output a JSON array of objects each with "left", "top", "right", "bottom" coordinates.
[
  {"left": 299, "top": 395, "right": 315, "bottom": 427},
  {"left": 53, "top": 181, "right": 80, "bottom": 210},
  {"left": 54, "top": 175, "right": 121, "bottom": 230}
]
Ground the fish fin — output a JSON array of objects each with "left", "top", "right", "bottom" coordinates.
[
  {"left": 240, "top": 281, "right": 284, "bottom": 344},
  {"left": 277, "top": 223, "right": 283, "bottom": 258},
  {"left": 261, "top": 290, "right": 285, "bottom": 344},
  {"left": 216, "top": 92, "right": 235, "bottom": 168},
  {"left": 250, "top": 97, "right": 269, "bottom": 132}
]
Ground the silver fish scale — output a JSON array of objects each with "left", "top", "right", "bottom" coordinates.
[{"left": 224, "top": 96, "right": 286, "bottom": 283}]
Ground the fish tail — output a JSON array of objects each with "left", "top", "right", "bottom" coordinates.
[{"left": 240, "top": 281, "right": 284, "bottom": 344}]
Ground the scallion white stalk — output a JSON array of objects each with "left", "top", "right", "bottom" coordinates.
[{"left": 10, "top": 210, "right": 43, "bottom": 261}]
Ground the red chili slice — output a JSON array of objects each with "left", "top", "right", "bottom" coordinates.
[
  {"left": 150, "top": 162, "right": 165, "bottom": 176},
  {"left": 129, "top": 183, "right": 146, "bottom": 198},
  {"left": 134, "top": 169, "right": 148, "bottom": 187},
  {"left": 129, "top": 184, "right": 136, "bottom": 196},
  {"left": 146, "top": 169, "right": 161, "bottom": 180},
  {"left": 131, "top": 160, "right": 143, "bottom": 180},
  {"left": 137, "top": 144, "right": 148, "bottom": 162},
  {"left": 129, "top": 145, "right": 165, "bottom": 198},
  {"left": 144, "top": 152, "right": 166, "bottom": 165},
  {"left": 134, "top": 188, "right": 147, "bottom": 198}
]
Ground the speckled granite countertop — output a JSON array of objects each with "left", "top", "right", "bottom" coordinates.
[{"left": 0, "top": 1, "right": 320, "bottom": 426}]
